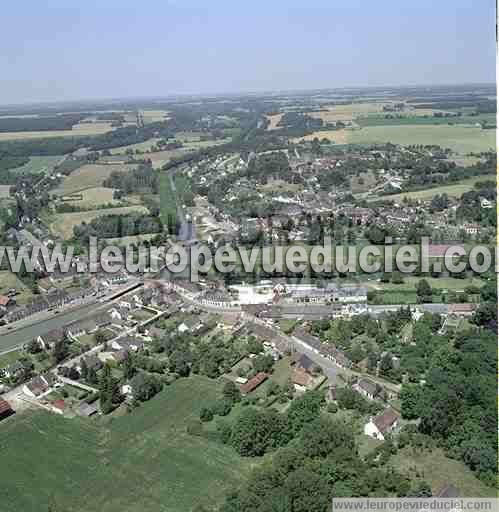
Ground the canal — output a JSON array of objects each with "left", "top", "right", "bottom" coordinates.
[{"left": 0, "top": 302, "right": 103, "bottom": 353}]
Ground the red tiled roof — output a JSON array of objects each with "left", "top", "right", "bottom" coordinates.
[
  {"left": 427, "top": 244, "right": 464, "bottom": 258},
  {"left": 0, "top": 398, "right": 13, "bottom": 415},
  {"left": 373, "top": 407, "right": 399, "bottom": 434},
  {"left": 52, "top": 399, "right": 66, "bottom": 410},
  {"left": 448, "top": 303, "right": 476, "bottom": 313},
  {"left": 291, "top": 369, "right": 312, "bottom": 387},
  {"left": 240, "top": 372, "right": 269, "bottom": 394},
  {"left": 0, "top": 295, "right": 10, "bottom": 307}
]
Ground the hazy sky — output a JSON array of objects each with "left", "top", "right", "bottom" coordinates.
[{"left": 1, "top": 0, "right": 495, "bottom": 104}]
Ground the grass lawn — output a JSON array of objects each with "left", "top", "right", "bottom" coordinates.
[
  {"left": 391, "top": 447, "right": 496, "bottom": 497},
  {"left": 356, "top": 434, "right": 383, "bottom": 458},
  {"left": 369, "top": 290, "right": 418, "bottom": 305},
  {"left": 159, "top": 172, "right": 177, "bottom": 226},
  {"left": 278, "top": 319, "right": 297, "bottom": 334},
  {"left": 76, "top": 334, "right": 97, "bottom": 347},
  {"left": 0, "top": 270, "right": 33, "bottom": 304},
  {"left": 252, "top": 356, "right": 293, "bottom": 399},
  {"left": 130, "top": 309, "right": 155, "bottom": 322},
  {"left": 374, "top": 176, "right": 493, "bottom": 202},
  {"left": 0, "top": 376, "right": 252, "bottom": 512},
  {"left": 0, "top": 349, "right": 23, "bottom": 369}
]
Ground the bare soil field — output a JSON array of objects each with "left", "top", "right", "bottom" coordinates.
[
  {"left": 292, "top": 129, "right": 350, "bottom": 144},
  {"left": 266, "top": 113, "right": 284, "bottom": 130}
]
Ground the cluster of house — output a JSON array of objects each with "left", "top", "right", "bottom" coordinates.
[
  {"left": 326, "top": 377, "right": 400, "bottom": 441},
  {"left": 290, "top": 353, "right": 324, "bottom": 391},
  {"left": 180, "top": 281, "right": 368, "bottom": 319},
  {"left": 292, "top": 327, "right": 353, "bottom": 370},
  {"left": 4, "top": 286, "right": 96, "bottom": 323}
]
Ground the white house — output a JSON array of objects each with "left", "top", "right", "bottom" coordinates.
[
  {"left": 111, "top": 337, "right": 144, "bottom": 352},
  {"left": 364, "top": 407, "right": 399, "bottom": 441},
  {"left": 121, "top": 384, "right": 133, "bottom": 396}
]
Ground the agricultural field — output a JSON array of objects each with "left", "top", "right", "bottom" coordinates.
[
  {"left": 364, "top": 276, "right": 484, "bottom": 292},
  {"left": 141, "top": 110, "right": 170, "bottom": 124},
  {"left": 349, "top": 124, "right": 494, "bottom": 153},
  {"left": 0, "top": 376, "right": 252, "bottom": 512},
  {"left": 392, "top": 448, "right": 496, "bottom": 498},
  {"left": 49, "top": 205, "right": 148, "bottom": 239},
  {"left": 356, "top": 112, "right": 496, "bottom": 127},
  {"left": 65, "top": 187, "right": 122, "bottom": 208},
  {"left": 294, "top": 124, "right": 495, "bottom": 154},
  {"left": 182, "top": 138, "right": 231, "bottom": 150},
  {"left": 0, "top": 122, "right": 115, "bottom": 141},
  {"left": 294, "top": 128, "right": 350, "bottom": 144},
  {"left": 173, "top": 131, "right": 206, "bottom": 142},
  {"left": 0, "top": 184, "right": 11, "bottom": 198},
  {"left": 8, "top": 155, "right": 65, "bottom": 175},
  {"left": 53, "top": 163, "right": 137, "bottom": 195},
  {"left": 311, "top": 102, "right": 387, "bottom": 120},
  {"left": 109, "top": 138, "right": 162, "bottom": 155},
  {"left": 266, "top": 113, "right": 283, "bottom": 130},
  {"left": 147, "top": 149, "right": 191, "bottom": 169},
  {"left": 376, "top": 175, "right": 493, "bottom": 202},
  {"left": 65, "top": 187, "right": 142, "bottom": 209}
]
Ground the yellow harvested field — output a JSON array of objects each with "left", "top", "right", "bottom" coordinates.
[
  {"left": 142, "top": 110, "right": 170, "bottom": 124},
  {"left": 266, "top": 114, "right": 283, "bottom": 130},
  {"left": 147, "top": 149, "right": 190, "bottom": 168},
  {"left": 292, "top": 129, "right": 350, "bottom": 144},
  {"left": 50, "top": 205, "right": 148, "bottom": 240},
  {"left": 312, "top": 102, "right": 385, "bottom": 119},
  {"left": 0, "top": 122, "right": 115, "bottom": 141},
  {"left": 53, "top": 163, "right": 136, "bottom": 195}
]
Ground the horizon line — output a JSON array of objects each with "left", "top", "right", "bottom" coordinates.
[{"left": 0, "top": 81, "right": 495, "bottom": 110}]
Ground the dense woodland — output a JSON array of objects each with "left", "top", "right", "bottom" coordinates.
[
  {"left": 72, "top": 212, "right": 162, "bottom": 242},
  {"left": 0, "top": 113, "right": 88, "bottom": 133}
]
